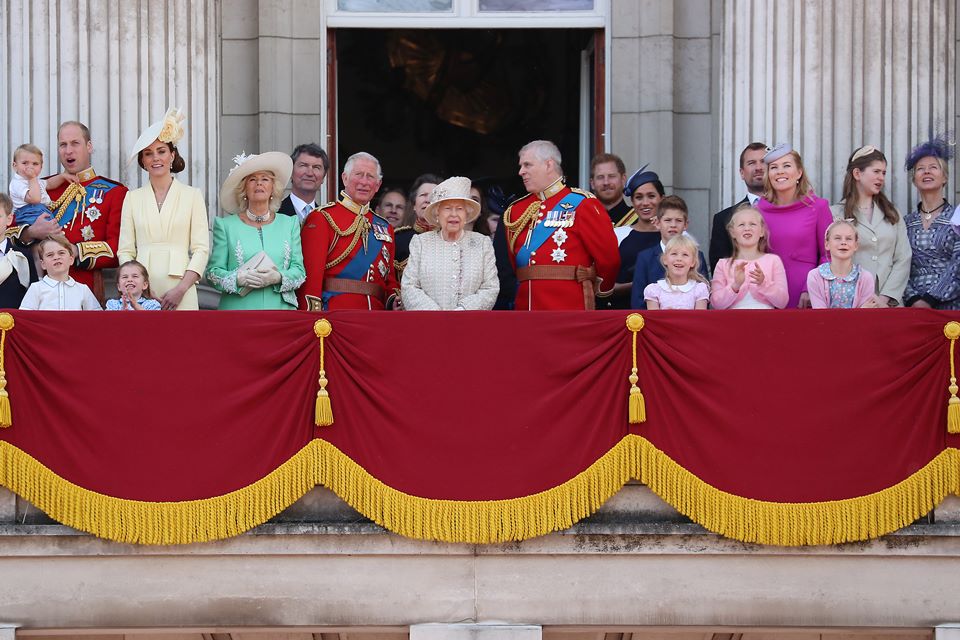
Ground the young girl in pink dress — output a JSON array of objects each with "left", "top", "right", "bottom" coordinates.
[
  {"left": 807, "top": 220, "right": 880, "bottom": 309},
  {"left": 711, "top": 206, "right": 789, "bottom": 309},
  {"left": 643, "top": 235, "right": 710, "bottom": 309}
]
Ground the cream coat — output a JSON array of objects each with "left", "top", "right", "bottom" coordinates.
[
  {"left": 118, "top": 178, "right": 210, "bottom": 310},
  {"left": 401, "top": 230, "right": 498, "bottom": 310},
  {"left": 830, "top": 203, "right": 911, "bottom": 305}
]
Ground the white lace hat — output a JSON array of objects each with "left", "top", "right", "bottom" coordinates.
[{"left": 424, "top": 176, "right": 481, "bottom": 225}]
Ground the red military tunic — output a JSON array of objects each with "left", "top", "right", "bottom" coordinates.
[
  {"left": 504, "top": 178, "right": 620, "bottom": 310},
  {"left": 22, "top": 168, "right": 126, "bottom": 289},
  {"left": 298, "top": 192, "right": 399, "bottom": 311}
]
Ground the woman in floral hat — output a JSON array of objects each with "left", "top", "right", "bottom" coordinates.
[{"left": 118, "top": 107, "right": 210, "bottom": 310}]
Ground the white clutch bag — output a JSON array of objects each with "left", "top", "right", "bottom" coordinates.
[{"left": 237, "top": 251, "right": 277, "bottom": 297}]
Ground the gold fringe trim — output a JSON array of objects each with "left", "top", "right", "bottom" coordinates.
[
  {"left": 0, "top": 441, "right": 319, "bottom": 545},
  {"left": 632, "top": 436, "right": 960, "bottom": 546},
  {"left": 0, "top": 436, "right": 957, "bottom": 546}
]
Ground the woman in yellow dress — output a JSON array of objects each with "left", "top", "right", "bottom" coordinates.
[{"left": 118, "top": 108, "right": 210, "bottom": 310}]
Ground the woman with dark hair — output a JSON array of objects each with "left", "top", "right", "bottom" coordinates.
[
  {"left": 902, "top": 136, "right": 960, "bottom": 309},
  {"left": 756, "top": 143, "right": 833, "bottom": 308},
  {"left": 468, "top": 184, "right": 493, "bottom": 236},
  {"left": 603, "top": 165, "right": 664, "bottom": 309},
  {"left": 118, "top": 108, "right": 209, "bottom": 310},
  {"left": 394, "top": 172, "right": 443, "bottom": 285},
  {"left": 830, "top": 145, "right": 911, "bottom": 306}
]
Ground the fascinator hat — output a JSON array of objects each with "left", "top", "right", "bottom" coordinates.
[
  {"left": 905, "top": 134, "right": 955, "bottom": 172},
  {"left": 425, "top": 176, "right": 481, "bottom": 225},
  {"left": 623, "top": 164, "right": 661, "bottom": 197},
  {"left": 129, "top": 107, "right": 186, "bottom": 164},
  {"left": 219, "top": 151, "right": 294, "bottom": 214},
  {"left": 763, "top": 143, "right": 793, "bottom": 164}
]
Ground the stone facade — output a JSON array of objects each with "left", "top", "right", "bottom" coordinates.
[{"left": 1, "top": 0, "right": 960, "bottom": 635}]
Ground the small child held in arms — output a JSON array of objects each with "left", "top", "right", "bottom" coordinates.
[
  {"left": 9, "top": 144, "right": 69, "bottom": 225},
  {"left": 630, "top": 195, "right": 708, "bottom": 309},
  {"left": 106, "top": 261, "right": 161, "bottom": 311},
  {"left": 19, "top": 235, "right": 101, "bottom": 310},
  {"left": 0, "top": 193, "right": 36, "bottom": 308},
  {"left": 711, "top": 205, "right": 789, "bottom": 309},
  {"left": 642, "top": 235, "right": 710, "bottom": 310},
  {"left": 807, "top": 219, "right": 880, "bottom": 309}
]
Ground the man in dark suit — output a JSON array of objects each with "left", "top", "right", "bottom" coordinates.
[
  {"left": 708, "top": 142, "right": 768, "bottom": 272},
  {"left": 278, "top": 143, "right": 328, "bottom": 224}
]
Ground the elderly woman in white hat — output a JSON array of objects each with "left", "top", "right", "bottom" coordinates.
[
  {"left": 118, "top": 107, "right": 210, "bottom": 310},
  {"left": 205, "top": 151, "right": 305, "bottom": 310},
  {"left": 401, "top": 176, "right": 498, "bottom": 310}
]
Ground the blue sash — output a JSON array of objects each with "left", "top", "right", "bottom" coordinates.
[
  {"left": 57, "top": 180, "right": 118, "bottom": 227},
  {"left": 515, "top": 192, "right": 584, "bottom": 268},
  {"left": 322, "top": 228, "right": 385, "bottom": 310}
]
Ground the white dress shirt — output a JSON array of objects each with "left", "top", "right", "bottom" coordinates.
[
  {"left": 289, "top": 193, "right": 316, "bottom": 224},
  {"left": 20, "top": 276, "right": 102, "bottom": 310}
]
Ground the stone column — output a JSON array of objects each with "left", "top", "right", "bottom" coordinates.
[
  {"left": 718, "top": 0, "right": 955, "bottom": 217},
  {"left": 410, "top": 623, "right": 541, "bottom": 640}
]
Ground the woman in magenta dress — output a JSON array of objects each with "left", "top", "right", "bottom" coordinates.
[{"left": 756, "top": 143, "right": 833, "bottom": 308}]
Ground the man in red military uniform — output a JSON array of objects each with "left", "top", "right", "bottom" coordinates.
[
  {"left": 18, "top": 121, "right": 125, "bottom": 295},
  {"left": 502, "top": 140, "right": 620, "bottom": 310},
  {"left": 298, "top": 151, "right": 399, "bottom": 311}
]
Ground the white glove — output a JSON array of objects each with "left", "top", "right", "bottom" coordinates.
[
  {"left": 255, "top": 266, "right": 282, "bottom": 287},
  {"left": 237, "top": 268, "right": 265, "bottom": 289}
]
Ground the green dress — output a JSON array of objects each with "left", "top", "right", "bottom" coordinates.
[{"left": 205, "top": 214, "right": 305, "bottom": 310}]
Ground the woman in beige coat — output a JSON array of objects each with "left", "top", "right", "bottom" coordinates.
[
  {"left": 118, "top": 108, "right": 210, "bottom": 310},
  {"left": 830, "top": 145, "right": 911, "bottom": 306},
  {"left": 401, "top": 176, "right": 498, "bottom": 311}
]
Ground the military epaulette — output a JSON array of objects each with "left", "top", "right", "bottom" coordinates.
[
  {"left": 371, "top": 212, "right": 390, "bottom": 226},
  {"left": 88, "top": 179, "right": 122, "bottom": 191},
  {"left": 318, "top": 201, "right": 337, "bottom": 210},
  {"left": 4, "top": 225, "right": 24, "bottom": 240},
  {"left": 502, "top": 194, "right": 530, "bottom": 222},
  {"left": 394, "top": 225, "right": 413, "bottom": 233},
  {"left": 569, "top": 187, "right": 596, "bottom": 199}
]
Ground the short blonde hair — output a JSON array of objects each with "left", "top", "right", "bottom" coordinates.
[
  {"left": 13, "top": 143, "right": 43, "bottom": 163},
  {"left": 660, "top": 234, "right": 708, "bottom": 285}
]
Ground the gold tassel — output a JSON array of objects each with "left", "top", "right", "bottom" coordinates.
[
  {"left": 314, "top": 318, "right": 334, "bottom": 426},
  {"left": 0, "top": 313, "right": 15, "bottom": 428},
  {"left": 945, "top": 322, "right": 960, "bottom": 433},
  {"left": 626, "top": 313, "right": 646, "bottom": 423}
]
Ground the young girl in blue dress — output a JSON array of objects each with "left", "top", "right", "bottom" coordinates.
[
  {"left": 105, "top": 260, "right": 161, "bottom": 311},
  {"left": 806, "top": 220, "right": 879, "bottom": 309}
]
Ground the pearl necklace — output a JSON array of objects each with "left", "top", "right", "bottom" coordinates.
[{"left": 245, "top": 210, "right": 271, "bottom": 224}]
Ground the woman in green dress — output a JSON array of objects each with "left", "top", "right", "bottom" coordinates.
[{"left": 206, "top": 152, "right": 305, "bottom": 309}]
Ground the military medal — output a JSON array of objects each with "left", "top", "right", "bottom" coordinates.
[
  {"left": 372, "top": 223, "right": 392, "bottom": 242},
  {"left": 90, "top": 189, "right": 104, "bottom": 205},
  {"left": 85, "top": 206, "right": 101, "bottom": 222},
  {"left": 552, "top": 228, "right": 568, "bottom": 247},
  {"left": 81, "top": 225, "right": 95, "bottom": 241},
  {"left": 551, "top": 248, "right": 567, "bottom": 263}
]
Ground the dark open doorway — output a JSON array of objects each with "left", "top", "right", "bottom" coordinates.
[{"left": 331, "top": 27, "right": 599, "bottom": 204}]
